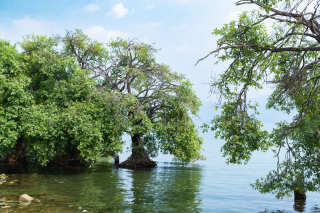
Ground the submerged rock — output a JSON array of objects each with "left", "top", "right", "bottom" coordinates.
[
  {"left": 0, "top": 174, "right": 6, "bottom": 180},
  {"left": 8, "top": 180, "right": 19, "bottom": 185},
  {"left": 19, "top": 194, "right": 34, "bottom": 202},
  {"left": 20, "top": 201, "right": 32, "bottom": 206},
  {"left": 0, "top": 174, "right": 7, "bottom": 185}
]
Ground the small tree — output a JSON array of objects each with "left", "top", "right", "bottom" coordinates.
[
  {"left": 197, "top": 0, "right": 320, "bottom": 200},
  {"left": 64, "top": 30, "right": 205, "bottom": 167}
]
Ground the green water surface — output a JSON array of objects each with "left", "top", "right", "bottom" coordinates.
[
  {"left": 0, "top": 158, "right": 203, "bottom": 213},
  {"left": 2, "top": 138, "right": 320, "bottom": 213}
]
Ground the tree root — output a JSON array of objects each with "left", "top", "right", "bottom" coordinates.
[{"left": 118, "top": 155, "right": 157, "bottom": 168}]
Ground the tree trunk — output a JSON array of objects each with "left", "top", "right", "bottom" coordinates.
[
  {"left": 6, "top": 137, "right": 26, "bottom": 163},
  {"left": 118, "top": 133, "right": 157, "bottom": 168},
  {"left": 294, "top": 190, "right": 306, "bottom": 201},
  {"left": 115, "top": 154, "right": 119, "bottom": 165},
  {"left": 131, "top": 133, "right": 146, "bottom": 159}
]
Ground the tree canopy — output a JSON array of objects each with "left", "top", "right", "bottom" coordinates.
[
  {"left": 0, "top": 35, "right": 126, "bottom": 166},
  {"left": 198, "top": 0, "right": 320, "bottom": 199},
  {"left": 63, "top": 30, "right": 205, "bottom": 167},
  {"left": 0, "top": 30, "right": 204, "bottom": 167}
]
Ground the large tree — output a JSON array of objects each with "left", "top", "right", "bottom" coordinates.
[
  {"left": 63, "top": 30, "right": 205, "bottom": 167},
  {"left": 197, "top": 0, "right": 320, "bottom": 200},
  {"left": 0, "top": 35, "right": 126, "bottom": 166}
]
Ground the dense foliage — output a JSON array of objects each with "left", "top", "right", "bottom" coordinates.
[
  {"left": 0, "top": 31, "right": 204, "bottom": 166},
  {"left": 198, "top": 0, "right": 320, "bottom": 198},
  {"left": 63, "top": 30, "right": 204, "bottom": 164},
  {"left": 0, "top": 35, "right": 126, "bottom": 166}
]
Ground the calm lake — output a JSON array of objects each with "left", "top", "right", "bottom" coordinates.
[{"left": 1, "top": 134, "right": 320, "bottom": 212}]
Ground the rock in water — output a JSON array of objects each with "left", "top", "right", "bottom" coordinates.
[
  {"left": 118, "top": 155, "right": 157, "bottom": 168},
  {"left": 19, "top": 194, "right": 34, "bottom": 202}
]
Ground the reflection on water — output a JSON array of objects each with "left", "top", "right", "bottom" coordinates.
[
  {"left": 0, "top": 160, "right": 203, "bottom": 212},
  {"left": 311, "top": 205, "right": 320, "bottom": 212},
  {"left": 294, "top": 200, "right": 306, "bottom": 212},
  {"left": 127, "top": 165, "right": 202, "bottom": 212},
  {"left": 1, "top": 153, "right": 320, "bottom": 212}
]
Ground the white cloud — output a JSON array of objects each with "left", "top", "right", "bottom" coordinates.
[
  {"left": 107, "top": 3, "right": 129, "bottom": 19},
  {"left": 12, "top": 16, "right": 59, "bottom": 36},
  {"left": 225, "top": 12, "right": 240, "bottom": 22},
  {"left": 145, "top": 5, "right": 154, "bottom": 9},
  {"left": 84, "top": 4, "right": 101, "bottom": 13},
  {"left": 83, "top": 26, "right": 127, "bottom": 43},
  {"left": 13, "top": 16, "right": 44, "bottom": 31},
  {"left": 174, "top": 24, "right": 189, "bottom": 31}
]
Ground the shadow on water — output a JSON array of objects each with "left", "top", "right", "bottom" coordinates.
[
  {"left": 0, "top": 161, "right": 127, "bottom": 212},
  {"left": 0, "top": 161, "right": 203, "bottom": 213},
  {"left": 0, "top": 161, "right": 87, "bottom": 175}
]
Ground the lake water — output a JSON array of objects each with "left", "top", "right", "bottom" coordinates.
[{"left": 1, "top": 134, "right": 320, "bottom": 213}]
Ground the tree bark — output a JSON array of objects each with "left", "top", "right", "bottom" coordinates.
[
  {"left": 131, "top": 133, "right": 146, "bottom": 159},
  {"left": 294, "top": 190, "right": 306, "bottom": 201}
]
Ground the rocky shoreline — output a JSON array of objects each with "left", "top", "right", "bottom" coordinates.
[{"left": 0, "top": 174, "right": 86, "bottom": 212}]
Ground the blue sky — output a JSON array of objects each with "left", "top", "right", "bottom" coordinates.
[
  {"left": 0, "top": 0, "right": 288, "bottom": 127},
  {"left": 0, "top": 0, "right": 256, "bottom": 100}
]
